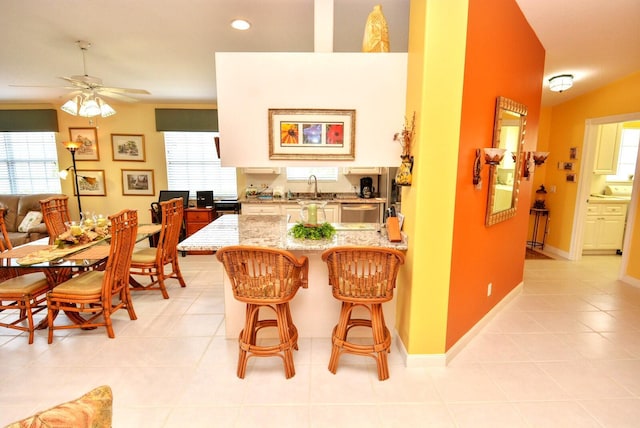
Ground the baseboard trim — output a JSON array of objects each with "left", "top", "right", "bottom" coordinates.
[{"left": 395, "top": 281, "right": 524, "bottom": 367}]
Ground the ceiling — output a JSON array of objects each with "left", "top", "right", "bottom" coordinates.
[{"left": 0, "top": 0, "right": 638, "bottom": 108}]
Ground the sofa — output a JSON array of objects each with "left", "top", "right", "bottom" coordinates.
[{"left": 0, "top": 193, "right": 65, "bottom": 247}]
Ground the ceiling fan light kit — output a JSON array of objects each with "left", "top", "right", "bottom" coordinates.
[{"left": 548, "top": 74, "right": 574, "bottom": 92}]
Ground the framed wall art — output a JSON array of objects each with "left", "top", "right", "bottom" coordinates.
[
  {"left": 121, "top": 169, "right": 155, "bottom": 196},
  {"left": 74, "top": 170, "right": 106, "bottom": 196},
  {"left": 268, "top": 108, "right": 356, "bottom": 160},
  {"left": 69, "top": 127, "right": 99, "bottom": 161},
  {"left": 111, "top": 134, "right": 146, "bottom": 161}
]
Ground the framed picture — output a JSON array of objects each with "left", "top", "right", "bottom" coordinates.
[
  {"left": 268, "top": 108, "right": 356, "bottom": 160},
  {"left": 74, "top": 170, "right": 106, "bottom": 196},
  {"left": 569, "top": 147, "right": 578, "bottom": 160},
  {"left": 121, "top": 169, "right": 155, "bottom": 196},
  {"left": 566, "top": 173, "right": 577, "bottom": 183},
  {"left": 111, "top": 134, "right": 146, "bottom": 161},
  {"left": 69, "top": 127, "right": 99, "bottom": 161}
]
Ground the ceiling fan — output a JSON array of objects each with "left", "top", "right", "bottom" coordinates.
[
  {"left": 57, "top": 40, "right": 151, "bottom": 102},
  {"left": 12, "top": 40, "right": 150, "bottom": 117}
]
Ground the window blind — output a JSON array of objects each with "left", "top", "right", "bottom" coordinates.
[
  {"left": 164, "top": 132, "right": 238, "bottom": 199},
  {"left": 0, "top": 132, "right": 62, "bottom": 194}
]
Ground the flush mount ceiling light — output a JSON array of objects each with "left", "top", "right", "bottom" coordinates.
[
  {"left": 231, "top": 19, "right": 251, "bottom": 30},
  {"left": 548, "top": 74, "right": 574, "bottom": 92}
]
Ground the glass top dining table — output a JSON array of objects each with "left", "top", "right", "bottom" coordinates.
[{"left": 0, "top": 224, "right": 162, "bottom": 271}]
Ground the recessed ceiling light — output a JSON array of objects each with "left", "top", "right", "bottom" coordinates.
[{"left": 231, "top": 19, "right": 251, "bottom": 31}]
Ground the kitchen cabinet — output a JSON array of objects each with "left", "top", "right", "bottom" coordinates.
[
  {"left": 283, "top": 203, "right": 339, "bottom": 223},
  {"left": 184, "top": 207, "right": 216, "bottom": 254},
  {"left": 243, "top": 167, "right": 282, "bottom": 174},
  {"left": 241, "top": 203, "right": 281, "bottom": 215},
  {"left": 593, "top": 123, "right": 622, "bottom": 174},
  {"left": 583, "top": 202, "right": 627, "bottom": 252},
  {"left": 342, "top": 167, "right": 381, "bottom": 175}
]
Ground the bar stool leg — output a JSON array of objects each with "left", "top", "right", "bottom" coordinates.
[
  {"left": 237, "top": 303, "right": 259, "bottom": 379},
  {"left": 329, "top": 301, "right": 352, "bottom": 374},
  {"left": 371, "top": 303, "right": 390, "bottom": 381},
  {"left": 276, "top": 303, "right": 296, "bottom": 379}
]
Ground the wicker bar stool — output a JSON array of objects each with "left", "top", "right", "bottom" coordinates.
[
  {"left": 216, "top": 246, "right": 308, "bottom": 379},
  {"left": 321, "top": 246, "right": 405, "bottom": 380}
]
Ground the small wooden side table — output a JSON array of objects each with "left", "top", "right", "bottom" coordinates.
[{"left": 528, "top": 208, "right": 549, "bottom": 250}]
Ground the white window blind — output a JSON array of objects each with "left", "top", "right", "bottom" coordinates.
[
  {"left": 0, "top": 132, "right": 62, "bottom": 194},
  {"left": 286, "top": 167, "right": 338, "bottom": 181},
  {"left": 607, "top": 128, "right": 639, "bottom": 181},
  {"left": 164, "top": 132, "right": 238, "bottom": 199}
]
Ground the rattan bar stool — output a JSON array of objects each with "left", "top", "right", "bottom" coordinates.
[
  {"left": 216, "top": 246, "right": 308, "bottom": 379},
  {"left": 321, "top": 246, "right": 405, "bottom": 380}
]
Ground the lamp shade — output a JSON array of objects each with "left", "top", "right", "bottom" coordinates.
[
  {"left": 97, "top": 98, "right": 116, "bottom": 117},
  {"left": 549, "top": 74, "right": 573, "bottom": 92},
  {"left": 79, "top": 98, "right": 100, "bottom": 117},
  {"left": 60, "top": 96, "right": 81, "bottom": 115}
]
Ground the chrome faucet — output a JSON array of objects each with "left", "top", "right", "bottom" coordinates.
[{"left": 308, "top": 174, "right": 318, "bottom": 199}]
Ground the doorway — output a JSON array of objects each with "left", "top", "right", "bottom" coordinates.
[{"left": 571, "top": 113, "right": 640, "bottom": 280}]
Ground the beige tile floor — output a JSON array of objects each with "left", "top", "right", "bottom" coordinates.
[{"left": 1, "top": 253, "right": 640, "bottom": 427}]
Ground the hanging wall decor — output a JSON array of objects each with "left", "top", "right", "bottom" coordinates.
[{"left": 393, "top": 112, "right": 415, "bottom": 186}]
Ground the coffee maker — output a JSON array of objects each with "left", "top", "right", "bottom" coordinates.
[{"left": 359, "top": 176, "right": 374, "bottom": 198}]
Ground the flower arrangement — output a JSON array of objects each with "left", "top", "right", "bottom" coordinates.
[{"left": 393, "top": 111, "right": 416, "bottom": 158}]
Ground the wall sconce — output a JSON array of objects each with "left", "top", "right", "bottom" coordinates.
[
  {"left": 548, "top": 74, "right": 574, "bottom": 92},
  {"left": 532, "top": 151, "right": 550, "bottom": 166},
  {"left": 473, "top": 148, "right": 506, "bottom": 187},
  {"left": 523, "top": 152, "right": 532, "bottom": 180},
  {"left": 483, "top": 148, "right": 506, "bottom": 165}
]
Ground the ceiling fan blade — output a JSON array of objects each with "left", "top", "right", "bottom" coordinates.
[
  {"left": 96, "top": 90, "right": 141, "bottom": 102},
  {"left": 100, "top": 86, "right": 150, "bottom": 95},
  {"left": 9, "top": 83, "right": 76, "bottom": 89}
]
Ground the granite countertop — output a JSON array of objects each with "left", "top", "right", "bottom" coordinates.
[
  {"left": 587, "top": 195, "right": 631, "bottom": 204},
  {"left": 177, "top": 214, "right": 408, "bottom": 252}
]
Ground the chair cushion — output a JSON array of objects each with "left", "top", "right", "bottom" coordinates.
[
  {"left": 51, "top": 270, "right": 104, "bottom": 296},
  {"left": 4, "top": 385, "right": 113, "bottom": 428},
  {"left": 18, "top": 211, "right": 43, "bottom": 233},
  {"left": 0, "top": 273, "right": 48, "bottom": 294},
  {"left": 131, "top": 247, "right": 157, "bottom": 263}
]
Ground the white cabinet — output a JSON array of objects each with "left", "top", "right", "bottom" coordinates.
[
  {"left": 583, "top": 202, "right": 627, "bottom": 252},
  {"left": 593, "top": 123, "right": 622, "bottom": 174},
  {"left": 282, "top": 204, "right": 339, "bottom": 223},
  {"left": 243, "top": 167, "right": 282, "bottom": 174},
  {"left": 342, "top": 167, "right": 381, "bottom": 175},
  {"left": 241, "top": 203, "right": 281, "bottom": 215}
]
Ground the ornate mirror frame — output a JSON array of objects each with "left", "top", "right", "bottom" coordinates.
[{"left": 485, "top": 96, "right": 527, "bottom": 226}]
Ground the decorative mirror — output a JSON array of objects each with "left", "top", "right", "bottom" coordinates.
[{"left": 485, "top": 96, "right": 527, "bottom": 226}]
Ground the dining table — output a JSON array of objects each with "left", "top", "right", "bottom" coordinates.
[{"left": 0, "top": 223, "right": 162, "bottom": 327}]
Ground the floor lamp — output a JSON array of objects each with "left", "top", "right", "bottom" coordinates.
[{"left": 61, "top": 140, "right": 83, "bottom": 215}]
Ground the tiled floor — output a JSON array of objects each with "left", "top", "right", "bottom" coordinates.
[{"left": 1, "top": 253, "right": 640, "bottom": 427}]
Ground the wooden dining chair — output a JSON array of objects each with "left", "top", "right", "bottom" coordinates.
[
  {"left": 216, "top": 246, "right": 308, "bottom": 379},
  {"left": 46, "top": 209, "right": 139, "bottom": 343},
  {"left": 0, "top": 208, "right": 50, "bottom": 344},
  {"left": 129, "top": 197, "right": 186, "bottom": 299},
  {"left": 321, "top": 246, "right": 405, "bottom": 380},
  {"left": 39, "top": 195, "right": 71, "bottom": 244}
]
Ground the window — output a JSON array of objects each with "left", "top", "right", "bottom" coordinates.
[
  {"left": 164, "top": 132, "right": 237, "bottom": 199},
  {"left": 607, "top": 127, "right": 639, "bottom": 181},
  {"left": 286, "top": 167, "right": 338, "bottom": 181},
  {"left": 0, "top": 132, "right": 62, "bottom": 194}
]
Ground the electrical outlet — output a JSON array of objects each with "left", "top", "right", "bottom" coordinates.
[{"left": 487, "top": 282, "right": 492, "bottom": 297}]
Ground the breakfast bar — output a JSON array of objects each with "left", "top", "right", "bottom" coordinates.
[{"left": 177, "top": 214, "right": 408, "bottom": 337}]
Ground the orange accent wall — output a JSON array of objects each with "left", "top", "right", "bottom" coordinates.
[{"left": 446, "top": 0, "right": 545, "bottom": 349}]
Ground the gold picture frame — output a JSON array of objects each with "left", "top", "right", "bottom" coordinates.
[
  {"left": 111, "top": 134, "right": 146, "bottom": 162},
  {"left": 268, "top": 108, "right": 356, "bottom": 160},
  {"left": 121, "top": 169, "right": 155, "bottom": 196},
  {"left": 69, "top": 127, "right": 99, "bottom": 161}
]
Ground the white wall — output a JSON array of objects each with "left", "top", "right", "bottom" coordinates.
[{"left": 215, "top": 52, "right": 407, "bottom": 167}]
